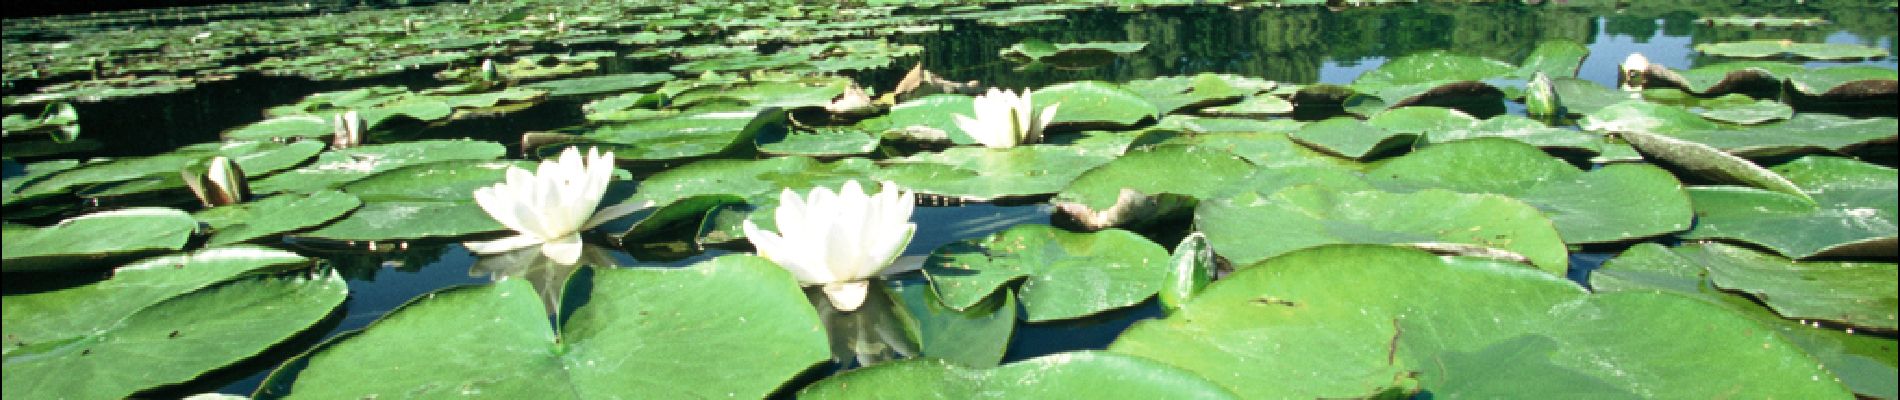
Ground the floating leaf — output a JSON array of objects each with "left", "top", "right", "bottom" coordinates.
[
  {"left": 1683, "top": 156, "right": 1897, "bottom": 259},
  {"left": 1696, "top": 40, "right": 1889, "bottom": 60},
  {"left": 523, "top": 72, "right": 674, "bottom": 97},
  {"left": 194, "top": 189, "right": 362, "bottom": 246},
  {"left": 1593, "top": 243, "right": 1898, "bottom": 399},
  {"left": 1196, "top": 186, "right": 1568, "bottom": 274},
  {"left": 885, "top": 278, "right": 1016, "bottom": 368},
  {"left": 1110, "top": 245, "right": 1850, "bottom": 398},
  {"left": 3, "top": 247, "right": 340, "bottom": 399},
  {"left": 1367, "top": 138, "right": 1692, "bottom": 244},
  {"left": 873, "top": 145, "right": 1118, "bottom": 201},
  {"left": 281, "top": 255, "right": 828, "bottom": 399},
  {"left": 1289, "top": 117, "right": 1413, "bottom": 159},
  {"left": 800, "top": 352, "right": 1235, "bottom": 399},
  {"left": 2, "top": 207, "right": 197, "bottom": 272},
  {"left": 923, "top": 224, "right": 1169, "bottom": 322},
  {"left": 251, "top": 140, "right": 505, "bottom": 195},
  {"left": 1033, "top": 81, "right": 1157, "bottom": 127}
]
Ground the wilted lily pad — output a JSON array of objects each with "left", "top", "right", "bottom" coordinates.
[
  {"left": 800, "top": 351, "right": 1235, "bottom": 399},
  {"left": 923, "top": 224, "right": 1169, "bottom": 322},
  {"left": 1053, "top": 145, "right": 1254, "bottom": 229},
  {"left": 2, "top": 207, "right": 197, "bottom": 272},
  {"left": 1196, "top": 186, "right": 1568, "bottom": 274},
  {"left": 2, "top": 247, "right": 342, "bottom": 399},
  {"left": 1110, "top": 245, "right": 1850, "bottom": 398},
  {"left": 280, "top": 255, "right": 829, "bottom": 399}
]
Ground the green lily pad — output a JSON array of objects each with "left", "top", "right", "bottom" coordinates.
[
  {"left": 297, "top": 200, "right": 502, "bottom": 242},
  {"left": 1666, "top": 114, "right": 1897, "bottom": 157},
  {"left": 1367, "top": 138, "right": 1692, "bottom": 244},
  {"left": 800, "top": 351, "right": 1236, "bottom": 399},
  {"left": 19, "top": 141, "right": 324, "bottom": 200},
  {"left": 1200, "top": 94, "right": 1293, "bottom": 117},
  {"left": 1593, "top": 243, "right": 1898, "bottom": 399},
  {"left": 538, "top": 109, "right": 774, "bottom": 162},
  {"left": 873, "top": 145, "right": 1117, "bottom": 201},
  {"left": 3, "top": 247, "right": 340, "bottom": 399},
  {"left": 1644, "top": 61, "right": 1805, "bottom": 95},
  {"left": 1352, "top": 51, "right": 1517, "bottom": 90},
  {"left": 1682, "top": 243, "right": 1893, "bottom": 329},
  {"left": 1196, "top": 186, "right": 1568, "bottom": 274},
  {"left": 2, "top": 246, "right": 311, "bottom": 354},
  {"left": 2, "top": 159, "right": 82, "bottom": 207},
  {"left": 1585, "top": 101, "right": 1811, "bottom": 203},
  {"left": 923, "top": 224, "right": 1169, "bottom": 322},
  {"left": 251, "top": 139, "right": 505, "bottom": 195},
  {"left": 1288, "top": 117, "right": 1413, "bottom": 159},
  {"left": 1123, "top": 73, "right": 1267, "bottom": 115},
  {"left": 1033, "top": 81, "right": 1157, "bottom": 127},
  {"left": 1693, "top": 94, "right": 1793, "bottom": 125},
  {"left": 622, "top": 156, "right": 879, "bottom": 243},
  {"left": 1055, "top": 144, "right": 1254, "bottom": 211},
  {"left": 1000, "top": 40, "right": 1146, "bottom": 63},
  {"left": 884, "top": 278, "right": 1016, "bottom": 368},
  {"left": 281, "top": 255, "right": 829, "bottom": 399},
  {"left": 1787, "top": 66, "right": 1900, "bottom": 97},
  {"left": 1683, "top": 156, "right": 1897, "bottom": 259},
  {"left": 194, "top": 190, "right": 362, "bottom": 246},
  {"left": 1695, "top": 16, "right": 1830, "bottom": 27},
  {"left": 522, "top": 72, "right": 674, "bottom": 97},
  {"left": 340, "top": 160, "right": 532, "bottom": 202},
  {"left": 222, "top": 115, "right": 335, "bottom": 141},
  {"left": 1696, "top": 40, "right": 1889, "bottom": 60},
  {"left": 1110, "top": 245, "right": 1851, "bottom": 399},
  {"left": 879, "top": 94, "right": 976, "bottom": 142},
  {"left": 756, "top": 127, "right": 880, "bottom": 157},
  {"left": 1549, "top": 76, "right": 1636, "bottom": 115},
  {"left": 2, "top": 207, "right": 197, "bottom": 272},
  {"left": 1424, "top": 115, "right": 1604, "bottom": 153}
]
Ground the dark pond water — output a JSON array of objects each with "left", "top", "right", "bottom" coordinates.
[{"left": 3, "top": 1, "right": 1895, "bottom": 397}]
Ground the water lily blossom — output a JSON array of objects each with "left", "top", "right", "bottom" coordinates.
[
  {"left": 952, "top": 87, "right": 1059, "bottom": 148},
  {"left": 744, "top": 180, "right": 917, "bottom": 312},
  {"left": 464, "top": 146, "right": 651, "bottom": 265}
]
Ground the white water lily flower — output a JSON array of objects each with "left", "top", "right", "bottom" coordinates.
[
  {"left": 952, "top": 87, "right": 1059, "bottom": 149},
  {"left": 744, "top": 180, "right": 917, "bottom": 312},
  {"left": 464, "top": 146, "right": 651, "bottom": 265}
]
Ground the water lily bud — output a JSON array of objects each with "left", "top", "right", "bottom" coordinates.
[
  {"left": 480, "top": 58, "right": 499, "bottom": 82},
  {"left": 403, "top": 17, "right": 415, "bottom": 33},
  {"left": 1524, "top": 72, "right": 1563, "bottom": 118},
  {"left": 184, "top": 156, "right": 251, "bottom": 207},
  {"left": 331, "top": 110, "right": 364, "bottom": 149},
  {"left": 1619, "top": 53, "right": 1650, "bottom": 92}
]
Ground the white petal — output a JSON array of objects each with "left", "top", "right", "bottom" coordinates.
[
  {"left": 822, "top": 281, "right": 871, "bottom": 312},
  {"left": 1030, "top": 103, "right": 1060, "bottom": 143},
  {"left": 953, "top": 114, "right": 1006, "bottom": 148},
  {"left": 582, "top": 200, "right": 653, "bottom": 229},
  {"left": 745, "top": 220, "right": 830, "bottom": 284},
  {"left": 541, "top": 233, "right": 584, "bottom": 265},
  {"left": 474, "top": 185, "right": 538, "bottom": 239},
  {"left": 463, "top": 234, "right": 543, "bottom": 255}
]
